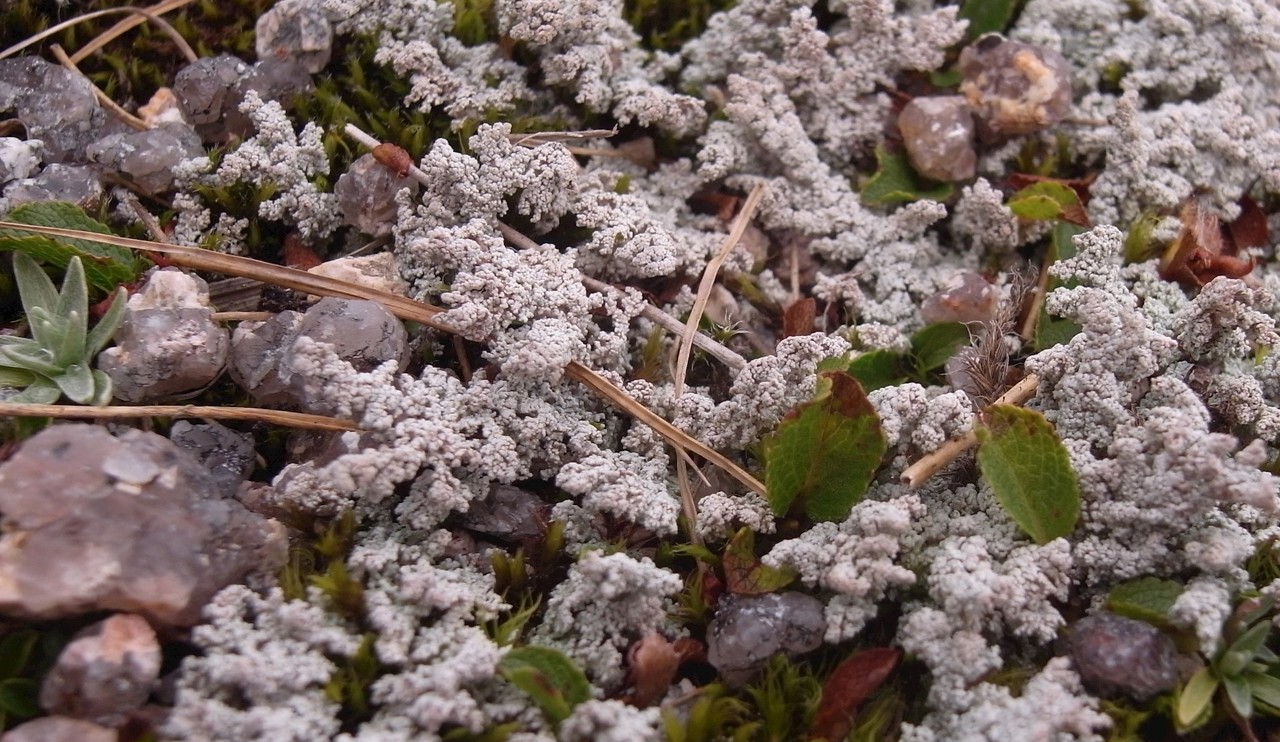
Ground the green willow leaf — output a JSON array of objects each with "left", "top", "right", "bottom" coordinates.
[
  {"left": 1007, "top": 181, "right": 1090, "bottom": 227},
  {"left": 722, "top": 527, "right": 795, "bottom": 595},
  {"left": 499, "top": 646, "right": 591, "bottom": 725},
  {"left": 975, "top": 404, "right": 1080, "bottom": 544},
  {"left": 845, "top": 350, "right": 905, "bottom": 392},
  {"left": 0, "top": 201, "right": 146, "bottom": 292},
  {"left": 764, "top": 371, "right": 888, "bottom": 522},
  {"left": 860, "top": 146, "right": 953, "bottom": 206},
  {"left": 909, "top": 322, "right": 969, "bottom": 374},
  {"left": 958, "top": 0, "right": 1018, "bottom": 38},
  {"left": 1105, "top": 577, "right": 1183, "bottom": 625},
  {"left": 1176, "top": 666, "right": 1219, "bottom": 729}
]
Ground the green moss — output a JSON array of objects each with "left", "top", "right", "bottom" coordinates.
[
  {"left": 624, "top": 0, "right": 738, "bottom": 52},
  {"left": 742, "top": 654, "right": 824, "bottom": 740},
  {"left": 451, "top": 0, "right": 498, "bottom": 47}
]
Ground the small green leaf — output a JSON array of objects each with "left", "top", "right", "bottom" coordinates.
[
  {"left": 1105, "top": 577, "right": 1184, "bottom": 625},
  {"left": 764, "top": 371, "right": 888, "bottom": 522},
  {"left": 0, "top": 345, "right": 62, "bottom": 378},
  {"left": 958, "top": 0, "right": 1018, "bottom": 38},
  {"left": 86, "top": 288, "right": 127, "bottom": 359},
  {"left": 499, "top": 646, "right": 591, "bottom": 725},
  {"left": 860, "top": 146, "right": 953, "bottom": 206},
  {"left": 1176, "top": 666, "right": 1219, "bottom": 729},
  {"left": 53, "top": 363, "right": 95, "bottom": 404},
  {"left": 1223, "top": 672, "right": 1253, "bottom": 718},
  {"left": 0, "top": 202, "right": 145, "bottom": 292},
  {"left": 909, "top": 322, "right": 970, "bottom": 374},
  {"left": 1123, "top": 212, "right": 1162, "bottom": 263},
  {"left": 845, "top": 350, "right": 905, "bottom": 392},
  {"left": 1248, "top": 671, "right": 1280, "bottom": 712},
  {"left": 10, "top": 252, "right": 58, "bottom": 318},
  {"left": 0, "top": 368, "right": 36, "bottom": 388},
  {"left": 1220, "top": 621, "right": 1272, "bottom": 677},
  {"left": 9, "top": 379, "right": 61, "bottom": 405},
  {"left": 1032, "top": 223, "right": 1087, "bottom": 351},
  {"left": 975, "top": 404, "right": 1080, "bottom": 544},
  {"left": 87, "top": 370, "right": 114, "bottom": 406},
  {"left": 1007, "top": 181, "right": 1090, "bottom": 227}
]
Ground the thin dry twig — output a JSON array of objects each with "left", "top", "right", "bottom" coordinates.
[
  {"left": 211, "top": 311, "right": 273, "bottom": 322},
  {"left": 507, "top": 129, "right": 618, "bottom": 147},
  {"left": 0, "top": 402, "right": 359, "bottom": 431},
  {"left": 564, "top": 362, "right": 766, "bottom": 496},
  {"left": 670, "top": 183, "right": 768, "bottom": 537},
  {"left": 497, "top": 222, "right": 747, "bottom": 371},
  {"left": 1, "top": 3, "right": 198, "bottom": 63},
  {"left": 900, "top": 373, "right": 1042, "bottom": 488}
]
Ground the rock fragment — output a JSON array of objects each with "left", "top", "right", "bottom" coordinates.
[
  {"left": 255, "top": 2, "right": 334, "bottom": 73},
  {"left": 1070, "top": 611, "right": 1179, "bottom": 700},
  {"left": 898, "top": 96, "right": 977, "bottom": 182},
  {"left": 706, "top": 592, "right": 826, "bottom": 686},
  {"left": 169, "top": 420, "right": 257, "bottom": 497},
  {"left": 40, "top": 614, "right": 161, "bottom": 726},
  {"left": 0, "top": 424, "right": 286, "bottom": 626},
  {"left": 229, "top": 297, "right": 408, "bottom": 410},
  {"left": 97, "top": 269, "right": 229, "bottom": 402},
  {"left": 334, "top": 153, "right": 417, "bottom": 236},
  {"left": 0, "top": 57, "right": 106, "bottom": 162},
  {"left": 87, "top": 122, "right": 203, "bottom": 193},
  {"left": 1, "top": 716, "right": 116, "bottom": 742},
  {"left": 959, "top": 33, "right": 1074, "bottom": 138}
]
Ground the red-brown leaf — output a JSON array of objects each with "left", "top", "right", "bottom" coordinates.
[
  {"left": 808, "top": 647, "right": 902, "bottom": 741},
  {"left": 1226, "top": 195, "right": 1269, "bottom": 252},
  {"left": 722, "top": 527, "right": 796, "bottom": 595},
  {"left": 624, "top": 634, "right": 683, "bottom": 707},
  {"left": 783, "top": 297, "right": 817, "bottom": 338}
]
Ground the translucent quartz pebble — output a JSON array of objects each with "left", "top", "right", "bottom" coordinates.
[
  {"left": 898, "top": 95, "right": 978, "bottom": 182},
  {"left": 334, "top": 153, "right": 418, "bottom": 236},
  {"left": 0, "top": 137, "right": 43, "bottom": 185},
  {"left": 87, "top": 122, "right": 203, "bottom": 193},
  {"left": 2, "top": 164, "right": 104, "bottom": 210},
  {"left": 97, "top": 269, "right": 229, "bottom": 402},
  {"left": 172, "top": 54, "right": 251, "bottom": 141},
  {"left": 0, "top": 424, "right": 285, "bottom": 626},
  {"left": 706, "top": 591, "right": 826, "bottom": 686},
  {"left": 921, "top": 270, "right": 998, "bottom": 324},
  {"left": 1070, "top": 611, "right": 1178, "bottom": 700},
  {"left": 40, "top": 614, "right": 161, "bottom": 726},
  {"left": 229, "top": 297, "right": 409, "bottom": 411},
  {"left": 960, "top": 33, "right": 1074, "bottom": 137},
  {"left": 223, "top": 57, "right": 316, "bottom": 139},
  {"left": 0, "top": 57, "right": 104, "bottom": 162},
  {"left": 169, "top": 420, "right": 257, "bottom": 498},
  {"left": 256, "top": 2, "right": 334, "bottom": 73}
]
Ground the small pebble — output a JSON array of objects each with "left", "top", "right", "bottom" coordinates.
[
  {"left": 1070, "top": 611, "right": 1179, "bottom": 700},
  {"left": 706, "top": 591, "right": 826, "bottom": 686},
  {"left": 959, "top": 33, "right": 1074, "bottom": 138},
  {"left": 898, "top": 96, "right": 977, "bottom": 182},
  {"left": 40, "top": 614, "right": 161, "bottom": 726}
]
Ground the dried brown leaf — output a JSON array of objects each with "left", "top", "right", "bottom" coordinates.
[{"left": 808, "top": 647, "right": 902, "bottom": 741}]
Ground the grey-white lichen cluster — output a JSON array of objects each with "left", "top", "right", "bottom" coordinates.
[{"left": 157, "top": 0, "right": 1280, "bottom": 740}]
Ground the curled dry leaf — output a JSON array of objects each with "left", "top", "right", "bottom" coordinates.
[
  {"left": 282, "top": 232, "right": 322, "bottom": 270},
  {"left": 808, "top": 646, "right": 902, "bottom": 741},
  {"left": 1160, "top": 196, "right": 1255, "bottom": 287},
  {"left": 623, "top": 633, "right": 704, "bottom": 707}
]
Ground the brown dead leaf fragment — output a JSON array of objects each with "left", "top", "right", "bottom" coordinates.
[
  {"left": 623, "top": 634, "right": 686, "bottom": 707},
  {"left": 808, "top": 646, "right": 902, "bottom": 741},
  {"left": 1160, "top": 196, "right": 1255, "bottom": 287},
  {"left": 1226, "top": 195, "right": 1270, "bottom": 253},
  {"left": 282, "top": 232, "right": 322, "bottom": 270},
  {"left": 783, "top": 297, "right": 817, "bottom": 338},
  {"left": 722, "top": 527, "right": 797, "bottom": 595}
]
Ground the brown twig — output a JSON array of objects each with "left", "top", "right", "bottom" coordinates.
[
  {"left": 900, "top": 373, "right": 1042, "bottom": 488},
  {"left": 0, "top": 402, "right": 358, "bottom": 431}
]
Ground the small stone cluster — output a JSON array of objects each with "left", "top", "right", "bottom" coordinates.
[{"left": 898, "top": 34, "right": 1073, "bottom": 182}]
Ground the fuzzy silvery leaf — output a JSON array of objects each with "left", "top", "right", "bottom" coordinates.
[
  {"left": 53, "top": 310, "right": 87, "bottom": 370},
  {"left": 10, "top": 253, "right": 58, "bottom": 323},
  {"left": 87, "top": 369, "right": 113, "bottom": 406},
  {"left": 53, "top": 363, "right": 95, "bottom": 404},
  {"left": 8, "top": 379, "right": 60, "bottom": 405},
  {"left": 0, "top": 367, "right": 35, "bottom": 388},
  {"left": 86, "top": 288, "right": 127, "bottom": 359},
  {"left": 0, "top": 344, "right": 62, "bottom": 378}
]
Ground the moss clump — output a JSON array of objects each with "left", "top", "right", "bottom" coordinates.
[{"left": 624, "top": 0, "right": 737, "bottom": 52}]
